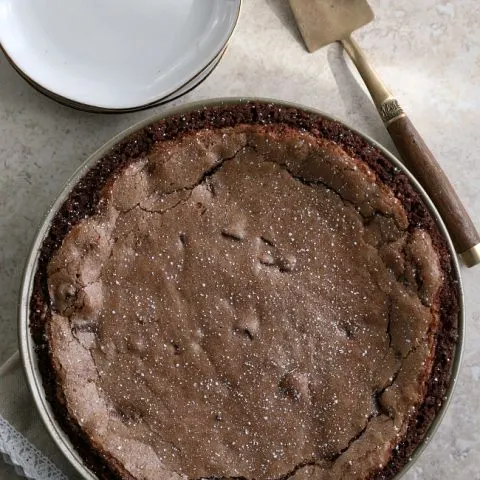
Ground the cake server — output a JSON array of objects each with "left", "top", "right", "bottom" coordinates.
[{"left": 289, "top": 0, "right": 480, "bottom": 267}]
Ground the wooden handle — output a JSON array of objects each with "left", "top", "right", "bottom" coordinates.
[
  {"left": 387, "top": 115, "right": 480, "bottom": 262},
  {"left": 341, "top": 35, "right": 480, "bottom": 267}
]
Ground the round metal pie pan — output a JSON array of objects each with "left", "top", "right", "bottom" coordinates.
[{"left": 18, "top": 98, "right": 465, "bottom": 480}]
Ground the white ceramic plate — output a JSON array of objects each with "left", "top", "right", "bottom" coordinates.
[
  {"left": 0, "top": 0, "right": 241, "bottom": 111},
  {"left": 158, "top": 46, "right": 227, "bottom": 105}
]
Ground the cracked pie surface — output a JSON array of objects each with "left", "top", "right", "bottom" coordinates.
[{"left": 30, "top": 104, "right": 459, "bottom": 480}]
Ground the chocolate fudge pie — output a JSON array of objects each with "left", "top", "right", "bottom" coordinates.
[{"left": 30, "top": 103, "right": 459, "bottom": 480}]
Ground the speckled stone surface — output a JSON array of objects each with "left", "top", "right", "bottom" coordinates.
[{"left": 0, "top": 0, "right": 478, "bottom": 479}]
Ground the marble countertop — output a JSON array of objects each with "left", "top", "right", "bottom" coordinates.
[{"left": 0, "top": 0, "right": 478, "bottom": 478}]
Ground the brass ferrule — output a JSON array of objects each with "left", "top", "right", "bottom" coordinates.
[{"left": 460, "top": 244, "right": 480, "bottom": 268}]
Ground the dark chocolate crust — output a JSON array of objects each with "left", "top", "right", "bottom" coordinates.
[{"left": 30, "top": 102, "right": 459, "bottom": 480}]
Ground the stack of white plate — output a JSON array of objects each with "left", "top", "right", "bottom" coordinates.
[{"left": 0, "top": 0, "right": 242, "bottom": 112}]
